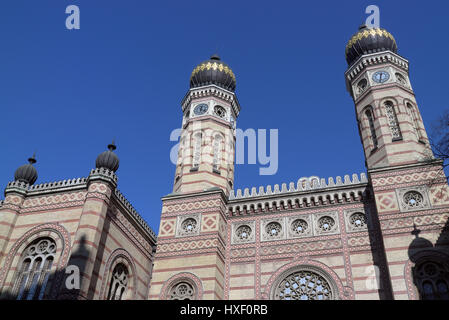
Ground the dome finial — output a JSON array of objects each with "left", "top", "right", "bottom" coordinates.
[
  {"left": 28, "top": 152, "right": 37, "bottom": 164},
  {"left": 210, "top": 54, "right": 220, "bottom": 61},
  {"left": 95, "top": 141, "right": 120, "bottom": 172},
  {"left": 108, "top": 140, "right": 117, "bottom": 151},
  {"left": 14, "top": 153, "right": 38, "bottom": 185}
]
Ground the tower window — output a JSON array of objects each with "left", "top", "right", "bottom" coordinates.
[
  {"left": 384, "top": 101, "right": 402, "bottom": 141},
  {"left": 192, "top": 133, "right": 202, "bottom": 169},
  {"left": 406, "top": 103, "right": 423, "bottom": 141},
  {"left": 365, "top": 108, "right": 378, "bottom": 149},
  {"left": 213, "top": 135, "right": 222, "bottom": 172},
  {"left": 356, "top": 79, "right": 368, "bottom": 95}
]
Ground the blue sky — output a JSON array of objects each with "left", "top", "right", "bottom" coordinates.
[{"left": 1, "top": 1, "right": 448, "bottom": 234}]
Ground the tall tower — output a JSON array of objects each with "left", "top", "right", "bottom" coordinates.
[
  {"left": 173, "top": 54, "right": 240, "bottom": 196},
  {"left": 149, "top": 55, "right": 238, "bottom": 300},
  {"left": 345, "top": 26, "right": 449, "bottom": 300},
  {"left": 345, "top": 25, "right": 433, "bottom": 169}
]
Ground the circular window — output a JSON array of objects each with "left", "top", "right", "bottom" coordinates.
[
  {"left": 291, "top": 219, "right": 308, "bottom": 235},
  {"left": 318, "top": 216, "right": 335, "bottom": 232},
  {"left": 181, "top": 218, "right": 197, "bottom": 234},
  {"left": 404, "top": 191, "right": 424, "bottom": 209},
  {"left": 349, "top": 213, "right": 366, "bottom": 229},
  {"left": 273, "top": 269, "right": 334, "bottom": 300},
  {"left": 169, "top": 282, "right": 195, "bottom": 300},
  {"left": 266, "top": 222, "right": 282, "bottom": 238},
  {"left": 214, "top": 105, "right": 226, "bottom": 118},
  {"left": 236, "top": 225, "right": 252, "bottom": 241}
]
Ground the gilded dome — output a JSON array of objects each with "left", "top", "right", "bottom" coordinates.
[
  {"left": 190, "top": 55, "right": 236, "bottom": 92},
  {"left": 346, "top": 25, "right": 397, "bottom": 66}
]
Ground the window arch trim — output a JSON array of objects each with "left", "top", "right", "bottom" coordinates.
[
  {"left": 100, "top": 248, "right": 137, "bottom": 300},
  {"left": 263, "top": 258, "right": 347, "bottom": 300},
  {"left": 404, "top": 250, "right": 449, "bottom": 300},
  {"left": 160, "top": 272, "right": 203, "bottom": 300},
  {"left": 0, "top": 223, "right": 71, "bottom": 300}
]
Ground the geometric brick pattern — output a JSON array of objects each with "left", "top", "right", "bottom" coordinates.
[
  {"left": 375, "top": 192, "right": 399, "bottom": 213},
  {"left": 429, "top": 184, "right": 449, "bottom": 206},
  {"left": 201, "top": 213, "right": 218, "bottom": 232},
  {"left": 159, "top": 218, "right": 176, "bottom": 237}
]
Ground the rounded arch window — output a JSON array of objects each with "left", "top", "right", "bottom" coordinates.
[
  {"left": 357, "top": 78, "right": 368, "bottom": 94},
  {"left": 13, "top": 237, "right": 56, "bottom": 300},
  {"left": 396, "top": 73, "right": 407, "bottom": 85},
  {"left": 107, "top": 263, "right": 129, "bottom": 300},
  {"left": 169, "top": 281, "right": 196, "bottom": 300},
  {"left": 414, "top": 260, "right": 449, "bottom": 300},
  {"left": 272, "top": 267, "right": 336, "bottom": 300}
]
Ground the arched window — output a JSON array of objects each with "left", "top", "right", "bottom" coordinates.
[
  {"left": 107, "top": 263, "right": 129, "bottom": 300},
  {"left": 13, "top": 238, "right": 56, "bottom": 300},
  {"left": 271, "top": 267, "right": 337, "bottom": 300},
  {"left": 414, "top": 260, "right": 449, "bottom": 300},
  {"left": 384, "top": 101, "right": 402, "bottom": 141},
  {"left": 192, "top": 132, "right": 202, "bottom": 169},
  {"left": 406, "top": 103, "right": 422, "bottom": 141},
  {"left": 212, "top": 135, "right": 222, "bottom": 172},
  {"left": 365, "top": 108, "right": 378, "bottom": 149}
]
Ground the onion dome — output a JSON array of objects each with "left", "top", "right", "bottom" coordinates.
[
  {"left": 14, "top": 154, "right": 38, "bottom": 185},
  {"left": 95, "top": 142, "right": 119, "bottom": 172},
  {"left": 345, "top": 25, "right": 398, "bottom": 66},
  {"left": 190, "top": 54, "right": 236, "bottom": 92}
]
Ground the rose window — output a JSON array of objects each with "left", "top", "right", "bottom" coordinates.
[
  {"left": 274, "top": 270, "right": 333, "bottom": 300},
  {"left": 266, "top": 222, "right": 282, "bottom": 238},
  {"left": 236, "top": 225, "right": 252, "bottom": 241},
  {"left": 404, "top": 191, "right": 424, "bottom": 209},
  {"left": 181, "top": 218, "right": 197, "bottom": 234},
  {"left": 349, "top": 213, "right": 367, "bottom": 229},
  {"left": 318, "top": 216, "right": 335, "bottom": 232},
  {"left": 291, "top": 219, "right": 308, "bottom": 235},
  {"left": 169, "top": 282, "right": 195, "bottom": 300}
]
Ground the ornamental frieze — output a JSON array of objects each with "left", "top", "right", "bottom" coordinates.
[{"left": 260, "top": 239, "right": 342, "bottom": 256}]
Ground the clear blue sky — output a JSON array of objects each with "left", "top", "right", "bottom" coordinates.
[{"left": 1, "top": 1, "right": 448, "bottom": 234}]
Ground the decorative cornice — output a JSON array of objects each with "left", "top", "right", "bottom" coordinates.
[
  {"left": 345, "top": 51, "right": 409, "bottom": 91},
  {"left": 229, "top": 173, "right": 368, "bottom": 201},
  {"left": 181, "top": 84, "right": 241, "bottom": 117},
  {"left": 113, "top": 189, "right": 157, "bottom": 243},
  {"left": 88, "top": 167, "right": 118, "bottom": 188}
]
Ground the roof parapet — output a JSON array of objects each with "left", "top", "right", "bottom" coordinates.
[{"left": 229, "top": 173, "right": 368, "bottom": 200}]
